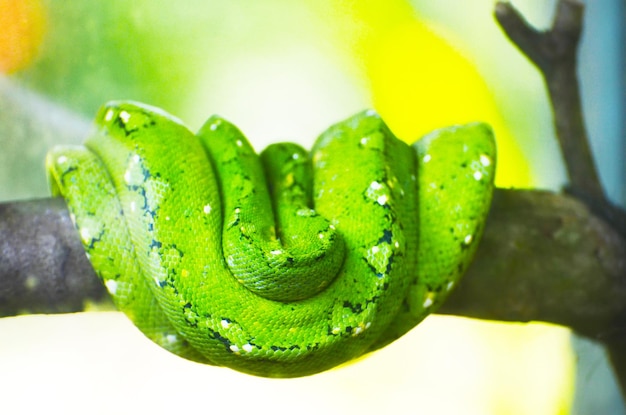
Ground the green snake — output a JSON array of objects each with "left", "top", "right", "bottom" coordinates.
[{"left": 46, "top": 101, "right": 496, "bottom": 377}]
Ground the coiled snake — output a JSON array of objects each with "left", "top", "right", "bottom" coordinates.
[{"left": 46, "top": 101, "right": 495, "bottom": 377}]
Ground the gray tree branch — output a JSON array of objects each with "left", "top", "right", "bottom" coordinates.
[
  {"left": 3, "top": 190, "right": 624, "bottom": 329},
  {"left": 493, "top": 0, "right": 626, "bottom": 397}
]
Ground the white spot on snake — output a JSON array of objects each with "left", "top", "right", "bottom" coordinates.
[
  {"left": 105, "top": 279, "right": 118, "bottom": 295},
  {"left": 463, "top": 234, "right": 473, "bottom": 245},
  {"left": 166, "top": 334, "right": 177, "bottom": 344},
  {"left": 242, "top": 343, "right": 254, "bottom": 353},
  {"left": 371, "top": 246, "right": 380, "bottom": 254},
  {"left": 209, "top": 119, "right": 222, "bottom": 130},
  {"left": 57, "top": 155, "right": 68, "bottom": 164},
  {"left": 221, "top": 319, "right": 231, "bottom": 329},
  {"left": 353, "top": 322, "right": 371, "bottom": 337},
  {"left": 292, "top": 153, "right": 300, "bottom": 160},
  {"left": 365, "top": 109, "right": 377, "bottom": 116},
  {"left": 230, "top": 345, "right": 240, "bottom": 353},
  {"left": 394, "top": 241, "right": 400, "bottom": 249},
  {"left": 411, "top": 174, "right": 416, "bottom": 181},
  {"left": 119, "top": 110, "right": 131, "bottom": 124},
  {"left": 369, "top": 181, "right": 382, "bottom": 190},
  {"left": 234, "top": 208, "right": 241, "bottom": 214},
  {"left": 360, "top": 137, "right": 369, "bottom": 146},
  {"left": 165, "top": 216, "right": 170, "bottom": 221},
  {"left": 123, "top": 154, "right": 144, "bottom": 185},
  {"left": 423, "top": 294, "right": 435, "bottom": 309},
  {"left": 236, "top": 140, "right": 243, "bottom": 147},
  {"left": 203, "top": 204, "right": 212, "bottom": 214},
  {"left": 270, "top": 250, "right": 282, "bottom": 255},
  {"left": 79, "top": 227, "right": 92, "bottom": 243},
  {"left": 480, "top": 154, "right": 492, "bottom": 167},
  {"left": 377, "top": 194, "right": 388, "bottom": 206},
  {"left": 446, "top": 281, "right": 455, "bottom": 291},
  {"left": 318, "top": 233, "right": 324, "bottom": 239},
  {"left": 104, "top": 109, "right": 114, "bottom": 122},
  {"left": 331, "top": 327, "right": 341, "bottom": 335},
  {"left": 130, "top": 201, "right": 137, "bottom": 212},
  {"left": 329, "top": 224, "right": 336, "bottom": 230},
  {"left": 473, "top": 171, "right": 483, "bottom": 181},
  {"left": 423, "top": 154, "right": 431, "bottom": 163}
]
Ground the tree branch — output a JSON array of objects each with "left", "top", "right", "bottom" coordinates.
[
  {"left": 0, "top": 198, "right": 111, "bottom": 316},
  {"left": 439, "top": 189, "right": 626, "bottom": 338},
  {"left": 495, "top": 0, "right": 626, "bottom": 398},
  {"left": 496, "top": 1, "right": 599, "bottom": 198},
  {"left": 495, "top": 0, "right": 626, "bottom": 239},
  {"left": 2, "top": 190, "right": 625, "bottom": 324}
]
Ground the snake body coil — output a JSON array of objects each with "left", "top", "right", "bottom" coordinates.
[{"left": 46, "top": 101, "right": 495, "bottom": 377}]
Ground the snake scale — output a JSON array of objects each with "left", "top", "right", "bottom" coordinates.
[{"left": 46, "top": 101, "right": 496, "bottom": 377}]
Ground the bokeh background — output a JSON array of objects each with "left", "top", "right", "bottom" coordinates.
[{"left": 0, "top": 0, "right": 624, "bottom": 413}]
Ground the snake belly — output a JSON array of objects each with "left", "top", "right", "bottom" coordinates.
[{"left": 46, "top": 101, "right": 496, "bottom": 377}]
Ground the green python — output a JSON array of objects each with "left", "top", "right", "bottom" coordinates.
[{"left": 46, "top": 101, "right": 496, "bottom": 377}]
